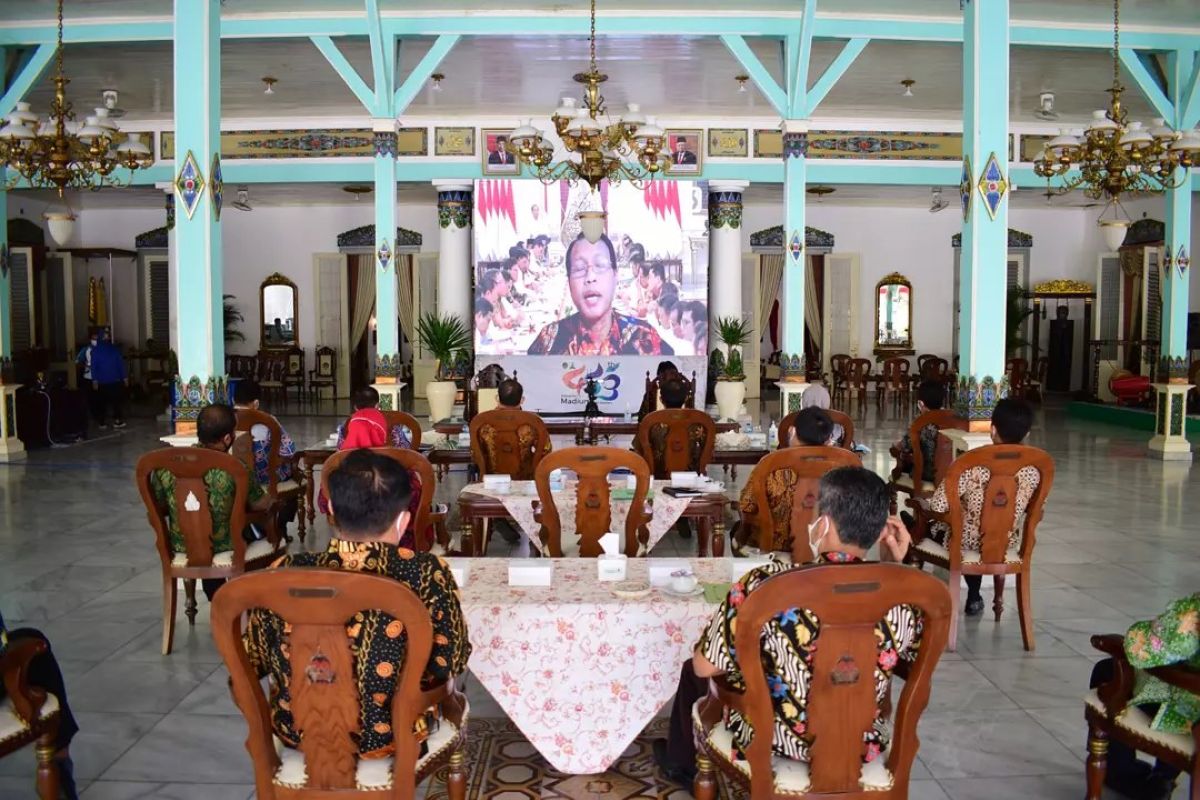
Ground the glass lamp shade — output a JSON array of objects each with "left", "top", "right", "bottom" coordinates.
[
  {"left": 621, "top": 103, "right": 646, "bottom": 126},
  {"left": 578, "top": 211, "right": 606, "bottom": 244},
  {"left": 78, "top": 117, "right": 106, "bottom": 141},
  {"left": 1099, "top": 219, "right": 1129, "bottom": 251},
  {"left": 1148, "top": 118, "right": 1176, "bottom": 140},
  {"left": 93, "top": 108, "right": 119, "bottom": 134},
  {"left": 1169, "top": 130, "right": 1200, "bottom": 153},
  {"left": 1119, "top": 121, "right": 1152, "bottom": 149},
  {"left": 1047, "top": 129, "right": 1080, "bottom": 153},
  {"left": 115, "top": 133, "right": 152, "bottom": 156},
  {"left": 554, "top": 97, "right": 578, "bottom": 118},
  {"left": 43, "top": 212, "right": 75, "bottom": 247},
  {"left": 576, "top": 113, "right": 601, "bottom": 136},
  {"left": 1088, "top": 110, "right": 1119, "bottom": 133},
  {"left": 11, "top": 102, "right": 38, "bottom": 126},
  {"left": 0, "top": 121, "right": 34, "bottom": 141},
  {"left": 509, "top": 120, "right": 541, "bottom": 150}
]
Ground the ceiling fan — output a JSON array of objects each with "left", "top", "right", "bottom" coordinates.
[
  {"left": 231, "top": 186, "right": 253, "bottom": 211},
  {"left": 101, "top": 89, "right": 126, "bottom": 119},
  {"left": 929, "top": 187, "right": 950, "bottom": 213},
  {"left": 1034, "top": 92, "right": 1059, "bottom": 121},
  {"left": 1041, "top": 188, "right": 1101, "bottom": 208}
]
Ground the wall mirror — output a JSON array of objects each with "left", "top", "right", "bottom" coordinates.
[
  {"left": 260, "top": 273, "right": 298, "bottom": 349},
  {"left": 874, "top": 272, "right": 914, "bottom": 357}
]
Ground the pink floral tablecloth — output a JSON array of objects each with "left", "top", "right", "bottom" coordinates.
[
  {"left": 462, "top": 479, "right": 711, "bottom": 556},
  {"left": 458, "top": 557, "right": 729, "bottom": 774}
]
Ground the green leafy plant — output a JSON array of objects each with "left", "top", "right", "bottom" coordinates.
[
  {"left": 223, "top": 294, "right": 244, "bottom": 343},
  {"left": 1006, "top": 285, "right": 1034, "bottom": 356},
  {"left": 714, "top": 316, "right": 753, "bottom": 381},
  {"left": 416, "top": 312, "right": 471, "bottom": 379}
]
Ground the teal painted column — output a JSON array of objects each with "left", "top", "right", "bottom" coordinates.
[
  {"left": 1148, "top": 176, "right": 1193, "bottom": 459},
  {"left": 956, "top": 0, "right": 1010, "bottom": 428},
  {"left": 171, "top": 0, "right": 225, "bottom": 435},
  {"left": 0, "top": 181, "right": 10, "bottom": 360},
  {"left": 372, "top": 120, "right": 401, "bottom": 407},
  {"left": 782, "top": 121, "right": 807, "bottom": 359}
]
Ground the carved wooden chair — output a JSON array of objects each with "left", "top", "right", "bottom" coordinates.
[
  {"left": 380, "top": 410, "right": 423, "bottom": 449},
  {"left": 1005, "top": 357, "right": 1029, "bottom": 399},
  {"left": 135, "top": 447, "right": 285, "bottom": 655},
  {"left": 464, "top": 364, "right": 512, "bottom": 422},
  {"left": 828, "top": 354, "right": 851, "bottom": 404},
  {"left": 281, "top": 346, "right": 306, "bottom": 405},
  {"left": 731, "top": 446, "right": 861, "bottom": 561},
  {"left": 917, "top": 356, "right": 953, "bottom": 406},
  {"left": 844, "top": 358, "right": 873, "bottom": 408},
  {"left": 235, "top": 408, "right": 303, "bottom": 527},
  {"left": 258, "top": 350, "right": 289, "bottom": 408},
  {"left": 320, "top": 447, "right": 448, "bottom": 552},
  {"left": 888, "top": 408, "right": 960, "bottom": 512},
  {"left": 910, "top": 445, "right": 1055, "bottom": 652},
  {"left": 1084, "top": 633, "right": 1200, "bottom": 800},
  {"left": 1026, "top": 356, "right": 1049, "bottom": 403},
  {"left": 0, "top": 638, "right": 63, "bottom": 800},
  {"left": 692, "top": 563, "right": 952, "bottom": 800},
  {"left": 308, "top": 345, "right": 338, "bottom": 404},
  {"left": 638, "top": 370, "right": 697, "bottom": 418},
  {"left": 533, "top": 447, "right": 650, "bottom": 557},
  {"left": 468, "top": 407, "right": 551, "bottom": 480},
  {"left": 212, "top": 569, "right": 468, "bottom": 799},
  {"left": 778, "top": 409, "right": 856, "bottom": 451},
  {"left": 878, "top": 357, "right": 912, "bottom": 410},
  {"left": 633, "top": 408, "right": 716, "bottom": 479}
]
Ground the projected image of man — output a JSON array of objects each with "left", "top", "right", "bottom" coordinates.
[{"left": 527, "top": 233, "right": 673, "bottom": 357}]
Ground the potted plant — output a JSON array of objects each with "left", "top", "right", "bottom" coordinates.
[
  {"left": 223, "top": 294, "right": 245, "bottom": 344},
  {"left": 713, "top": 316, "right": 753, "bottom": 421},
  {"left": 416, "top": 312, "right": 471, "bottom": 422}
]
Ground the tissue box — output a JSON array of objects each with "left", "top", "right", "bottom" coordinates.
[
  {"left": 732, "top": 556, "right": 773, "bottom": 582},
  {"left": 483, "top": 474, "right": 512, "bottom": 492},
  {"left": 444, "top": 558, "right": 470, "bottom": 588},
  {"left": 508, "top": 560, "right": 553, "bottom": 587},
  {"left": 670, "top": 472, "right": 700, "bottom": 488},
  {"left": 649, "top": 559, "right": 690, "bottom": 587},
  {"left": 597, "top": 554, "right": 627, "bottom": 582}
]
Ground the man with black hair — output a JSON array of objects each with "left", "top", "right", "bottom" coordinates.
[
  {"left": 475, "top": 297, "right": 495, "bottom": 344},
  {"left": 922, "top": 397, "right": 1040, "bottom": 617},
  {"left": 791, "top": 405, "right": 835, "bottom": 446},
  {"left": 654, "top": 467, "right": 920, "bottom": 786},
  {"left": 244, "top": 449, "right": 471, "bottom": 760},
  {"left": 498, "top": 378, "right": 523, "bottom": 408},
  {"left": 233, "top": 379, "right": 297, "bottom": 487},
  {"left": 892, "top": 379, "right": 946, "bottom": 484},
  {"left": 659, "top": 375, "right": 688, "bottom": 409},
  {"left": 335, "top": 386, "right": 413, "bottom": 450},
  {"left": 636, "top": 261, "right": 668, "bottom": 317}
]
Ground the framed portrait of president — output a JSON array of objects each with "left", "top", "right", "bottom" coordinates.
[
  {"left": 665, "top": 129, "right": 703, "bottom": 174},
  {"left": 482, "top": 129, "right": 520, "bottom": 175}
]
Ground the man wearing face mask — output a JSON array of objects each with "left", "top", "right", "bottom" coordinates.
[{"left": 653, "top": 467, "right": 921, "bottom": 787}]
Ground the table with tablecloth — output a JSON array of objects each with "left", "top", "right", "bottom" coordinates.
[{"left": 457, "top": 557, "right": 729, "bottom": 774}]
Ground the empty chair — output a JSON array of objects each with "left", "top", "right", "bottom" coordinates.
[
  {"left": 634, "top": 408, "right": 716, "bottom": 479},
  {"left": 533, "top": 447, "right": 651, "bottom": 557},
  {"left": 468, "top": 407, "right": 551, "bottom": 480}
]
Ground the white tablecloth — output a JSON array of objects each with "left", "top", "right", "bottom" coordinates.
[
  {"left": 458, "top": 557, "right": 728, "bottom": 773},
  {"left": 462, "top": 479, "right": 715, "bottom": 556}
]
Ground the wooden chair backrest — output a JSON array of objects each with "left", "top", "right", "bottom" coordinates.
[
  {"left": 1032, "top": 356, "right": 1048, "bottom": 384},
  {"left": 905, "top": 408, "right": 961, "bottom": 489},
  {"left": 640, "top": 370, "right": 697, "bottom": 414},
  {"left": 634, "top": 408, "right": 716, "bottom": 478},
  {"left": 380, "top": 410, "right": 423, "bottom": 449},
  {"left": 881, "top": 357, "right": 911, "bottom": 389},
  {"left": 918, "top": 356, "right": 950, "bottom": 382},
  {"left": 940, "top": 444, "right": 1055, "bottom": 567},
  {"left": 212, "top": 568, "right": 453, "bottom": 797},
  {"left": 829, "top": 354, "right": 850, "bottom": 378},
  {"left": 1189, "top": 360, "right": 1200, "bottom": 385},
  {"left": 738, "top": 446, "right": 861, "bottom": 560},
  {"left": 234, "top": 408, "right": 284, "bottom": 494},
  {"left": 846, "top": 358, "right": 873, "bottom": 387},
  {"left": 534, "top": 447, "right": 650, "bottom": 557},
  {"left": 723, "top": 563, "right": 950, "bottom": 797},
  {"left": 319, "top": 447, "right": 435, "bottom": 552},
  {"left": 313, "top": 346, "right": 336, "bottom": 379},
  {"left": 1006, "top": 357, "right": 1029, "bottom": 390},
  {"left": 916, "top": 354, "right": 936, "bottom": 373},
  {"left": 778, "top": 410, "right": 856, "bottom": 451},
  {"left": 285, "top": 346, "right": 304, "bottom": 378},
  {"left": 468, "top": 407, "right": 551, "bottom": 480},
  {"left": 135, "top": 447, "right": 249, "bottom": 569}
]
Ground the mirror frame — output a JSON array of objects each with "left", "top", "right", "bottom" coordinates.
[
  {"left": 873, "top": 271, "right": 914, "bottom": 358},
  {"left": 260, "top": 272, "right": 299, "bottom": 351}
]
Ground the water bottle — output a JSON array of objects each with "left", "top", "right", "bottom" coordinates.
[
  {"left": 624, "top": 403, "right": 632, "bottom": 422},
  {"left": 767, "top": 419, "right": 779, "bottom": 448}
]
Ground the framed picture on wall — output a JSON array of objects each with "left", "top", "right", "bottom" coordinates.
[
  {"left": 481, "top": 129, "right": 519, "bottom": 175},
  {"left": 435, "top": 126, "right": 475, "bottom": 156},
  {"left": 665, "top": 129, "right": 703, "bottom": 174},
  {"left": 708, "top": 128, "right": 748, "bottom": 157}
]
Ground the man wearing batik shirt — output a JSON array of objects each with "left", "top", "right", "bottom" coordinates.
[
  {"left": 890, "top": 380, "right": 946, "bottom": 484},
  {"left": 527, "top": 233, "right": 673, "bottom": 356},
  {"left": 920, "top": 398, "right": 1039, "bottom": 617},
  {"left": 654, "top": 467, "right": 921, "bottom": 786},
  {"left": 243, "top": 449, "right": 470, "bottom": 760}
]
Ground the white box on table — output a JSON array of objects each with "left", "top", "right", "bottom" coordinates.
[
  {"left": 444, "top": 558, "right": 470, "bottom": 588},
  {"left": 508, "top": 560, "right": 553, "bottom": 587},
  {"left": 648, "top": 559, "right": 690, "bottom": 587},
  {"left": 670, "top": 472, "right": 701, "bottom": 488},
  {"left": 483, "top": 474, "right": 512, "bottom": 492},
  {"left": 597, "top": 554, "right": 627, "bottom": 582}
]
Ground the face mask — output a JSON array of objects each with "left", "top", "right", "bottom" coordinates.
[{"left": 807, "top": 515, "right": 828, "bottom": 554}]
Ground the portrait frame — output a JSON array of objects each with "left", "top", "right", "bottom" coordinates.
[
  {"left": 481, "top": 129, "right": 520, "bottom": 175},
  {"left": 753, "top": 129, "right": 783, "bottom": 158},
  {"left": 665, "top": 129, "right": 703, "bottom": 174},
  {"left": 707, "top": 128, "right": 748, "bottom": 158},
  {"left": 435, "top": 126, "right": 476, "bottom": 156}
]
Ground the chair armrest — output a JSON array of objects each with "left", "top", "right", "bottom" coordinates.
[
  {"left": 0, "top": 638, "right": 50, "bottom": 723},
  {"left": 1090, "top": 633, "right": 1127, "bottom": 658},
  {"left": 1147, "top": 664, "right": 1200, "bottom": 696},
  {"left": 1090, "top": 634, "right": 1137, "bottom": 715}
]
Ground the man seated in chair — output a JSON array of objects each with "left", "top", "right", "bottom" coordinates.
[
  {"left": 1090, "top": 593, "right": 1197, "bottom": 800},
  {"left": 785, "top": 405, "right": 839, "bottom": 448},
  {"left": 890, "top": 380, "right": 944, "bottom": 484},
  {"left": 498, "top": 378, "right": 523, "bottom": 409},
  {"left": 233, "top": 379, "right": 298, "bottom": 533},
  {"left": 654, "top": 467, "right": 920, "bottom": 787},
  {"left": 150, "top": 404, "right": 275, "bottom": 600},
  {"left": 243, "top": 449, "right": 471, "bottom": 761},
  {"left": 336, "top": 386, "right": 413, "bottom": 449},
  {"left": 918, "top": 397, "right": 1039, "bottom": 618}
]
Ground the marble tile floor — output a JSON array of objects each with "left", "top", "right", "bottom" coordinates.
[{"left": 0, "top": 399, "right": 1194, "bottom": 798}]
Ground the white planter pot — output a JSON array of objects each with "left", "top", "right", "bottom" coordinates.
[
  {"left": 426, "top": 380, "right": 458, "bottom": 423},
  {"left": 714, "top": 380, "right": 746, "bottom": 422}
]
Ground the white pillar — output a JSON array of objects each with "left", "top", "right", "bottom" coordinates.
[
  {"left": 707, "top": 180, "right": 748, "bottom": 350},
  {"left": 434, "top": 181, "right": 473, "bottom": 327}
]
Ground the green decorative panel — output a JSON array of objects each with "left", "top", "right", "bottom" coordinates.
[
  {"left": 1157, "top": 391, "right": 1168, "bottom": 435},
  {"left": 954, "top": 374, "right": 1010, "bottom": 420},
  {"left": 787, "top": 391, "right": 803, "bottom": 414},
  {"left": 378, "top": 393, "right": 394, "bottom": 411},
  {"left": 4, "top": 393, "right": 14, "bottom": 436},
  {"left": 172, "top": 375, "right": 230, "bottom": 422},
  {"left": 1170, "top": 394, "right": 1184, "bottom": 436}
]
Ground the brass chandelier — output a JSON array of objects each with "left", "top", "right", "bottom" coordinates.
[
  {"left": 506, "top": 0, "right": 669, "bottom": 190},
  {"left": 0, "top": 0, "right": 154, "bottom": 197},
  {"left": 1034, "top": 0, "right": 1200, "bottom": 209}
]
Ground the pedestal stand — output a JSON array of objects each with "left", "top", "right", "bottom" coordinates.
[
  {"left": 776, "top": 381, "right": 809, "bottom": 417},
  {"left": 1148, "top": 383, "right": 1194, "bottom": 461},
  {"left": 0, "top": 383, "right": 26, "bottom": 462}
]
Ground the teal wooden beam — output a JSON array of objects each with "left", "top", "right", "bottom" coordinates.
[
  {"left": 784, "top": 31, "right": 800, "bottom": 109},
  {"left": 365, "top": 0, "right": 392, "bottom": 115},
  {"left": 1171, "top": 49, "right": 1200, "bottom": 129},
  {"left": 0, "top": 44, "right": 53, "bottom": 119},
  {"left": 1119, "top": 48, "right": 1175, "bottom": 122},
  {"left": 719, "top": 35, "right": 787, "bottom": 117},
  {"left": 393, "top": 34, "right": 460, "bottom": 116},
  {"left": 805, "top": 37, "right": 869, "bottom": 115},
  {"left": 309, "top": 36, "right": 376, "bottom": 113},
  {"left": 788, "top": 0, "right": 817, "bottom": 117}
]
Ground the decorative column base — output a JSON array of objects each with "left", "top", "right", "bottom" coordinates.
[
  {"left": 776, "top": 381, "right": 809, "bottom": 417},
  {"left": 0, "top": 384, "right": 26, "bottom": 462},
  {"left": 1148, "top": 383, "right": 1193, "bottom": 461},
  {"left": 371, "top": 380, "right": 407, "bottom": 412},
  {"left": 953, "top": 375, "right": 1010, "bottom": 432},
  {"left": 940, "top": 428, "right": 993, "bottom": 460},
  {"left": 168, "top": 374, "right": 229, "bottom": 444}
]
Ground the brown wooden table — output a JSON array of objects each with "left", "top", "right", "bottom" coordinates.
[
  {"left": 434, "top": 417, "right": 740, "bottom": 437},
  {"left": 457, "top": 488, "right": 729, "bottom": 558}
]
